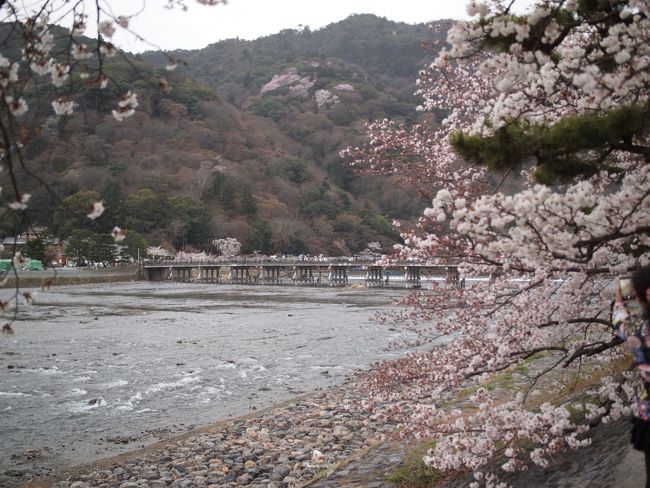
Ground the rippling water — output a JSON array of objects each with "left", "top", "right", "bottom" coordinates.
[{"left": 0, "top": 282, "right": 413, "bottom": 482}]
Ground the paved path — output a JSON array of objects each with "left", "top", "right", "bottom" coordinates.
[
  {"left": 613, "top": 444, "right": 645, "bottom": 488},
  {"left": 309, "top": 417, "right": 646, "bottom": 488}
]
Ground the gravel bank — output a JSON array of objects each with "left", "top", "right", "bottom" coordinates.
[
  {"left": 18, "top": 381, "right": 392, "bottom": 488},
  {"left": 14, "top": 379, "right": 645, "bottom": 488}
]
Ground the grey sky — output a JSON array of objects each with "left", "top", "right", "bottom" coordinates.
[{"left": 100, "top": 0, "right": 537, "bottom": 53}]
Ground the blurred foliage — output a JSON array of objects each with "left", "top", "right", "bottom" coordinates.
[
  {"left": 361, "top": 210, "right": 401, "bottom": 239},
  {"left": 124, "top": 189, "right": 171, "bottom": 235},
  {"left": 88, "top": 233, "right": 118, "bottom": 263},
  {"left": 279, "top": 233, "right": 308, "bottom": 255},
  {"left": 239, "top": 185, "right": 258, "bottom": 218},
  {"left": 66, "top": 231, "right": 117, "bottom": 264},
  {"left": 168, "top": 196, "right": 212, "bottom": 248},
  {"left": 66, "top": 229, "right": 92, "bottom": 261},
  {"left": 284, "top": 160, "right": 310, "bottom": 184}
]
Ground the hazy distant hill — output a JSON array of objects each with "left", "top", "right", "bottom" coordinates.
[
  {"left": 145, "top": 14, "right": 443, "bottom": 92},
  {"left": 13, "top": 15, "right": 448, "bottom": 255}
]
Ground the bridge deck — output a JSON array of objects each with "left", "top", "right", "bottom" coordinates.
[
  {"left": 142, "top": 260, "right": 461, "bottom": 289},
  {"left": 143, "top": 260, "right": 455, "bottom": 269}
]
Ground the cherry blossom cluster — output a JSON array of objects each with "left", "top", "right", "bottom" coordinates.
[
  {"left": 173, "top": 251, "right": 214, "bottom": 262},
  {"left": 361, "top": 265, "right": 627, "bottom": 484},
  {"left": 422, "top": 392, "right": 593, "bottom": 476},
  {"left": 434, "top": 163, "right": 650, "bottom": 269},
  {"left": 146, "top": 246, "right": 174, "bottom": 258},
  {"left": 342, "top": 57, "right": 491, "bottom": 200},
  {"left": 212, "top": 237, "right": 242, "bottom": 258},
  {"left": 2, "top": 4, "right": 125, "bottom": 122},
  {"left": 348, "top": 1, "right": 650, "bottom": 485},
  {"left": 438, "top": 0, "right": 650, "bottom": 135}
]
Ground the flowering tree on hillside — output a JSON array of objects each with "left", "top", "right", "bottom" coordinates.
[
  {"left": 212, "top": 237, "right": 242, "bottom": 259},
  {"left": 0, "top": 0, "right": 227, "bottom": 333},
  {"left": 346, "top": 1, "right": 650, "bottom": 485},
  {"left": 146, "top": 245, "right": 173, "bottom": 259}
]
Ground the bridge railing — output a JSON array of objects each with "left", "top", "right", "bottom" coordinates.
[{"left": 143, "top": 257, "right": 458, "bottom": 267}]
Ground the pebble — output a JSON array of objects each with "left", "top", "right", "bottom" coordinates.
[
  {"left": 27, "top": 373, "right": 637, "bottom": 488},
  {"left": 41, "top": 380, "right": 393, "bottom": 487}
]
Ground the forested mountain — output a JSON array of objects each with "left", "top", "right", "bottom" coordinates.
[{"left": 12, "top": 15, "right": 448, "bottom": 256}]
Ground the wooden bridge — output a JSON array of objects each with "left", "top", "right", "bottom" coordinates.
[{"left": 142, "top": 259, "right": 460, "bottom": 289}]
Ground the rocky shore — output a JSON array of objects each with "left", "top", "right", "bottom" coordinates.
[
  {"left": 19, "top": 381, "right": 394, "bottom": 488},
  {"left": 15, "top": 375, "right": 647, "bottom": 488}
]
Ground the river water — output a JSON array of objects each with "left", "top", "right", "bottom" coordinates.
[{"left": 0, "top": 282, "right": 414, "bottom": 483}]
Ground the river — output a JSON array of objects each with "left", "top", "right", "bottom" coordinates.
[{"left": 0, "top": 282, "right": 414, "bottom": 483}]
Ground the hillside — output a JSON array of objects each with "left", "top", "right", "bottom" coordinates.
[
  {"left": 8, "top": 15, "right": 448, "bottom": 257},
  {"left": 141, "top": 15, "right": 446, "bottom": 201}
]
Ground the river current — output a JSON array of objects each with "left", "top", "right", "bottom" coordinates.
[{"left": 0, "top": 282, "right": 413, "bottom": 482}]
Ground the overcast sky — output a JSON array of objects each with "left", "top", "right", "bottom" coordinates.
[{"left": 91, "top": 0, "right": 537, "bottom": 53}]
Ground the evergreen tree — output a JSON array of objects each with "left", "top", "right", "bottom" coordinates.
[
  {"left": 281, "top": 233, "right": 308, "bottom": 255},
  {"left": 205, "top": 171, "right": 237, "bottom": 213},
  {"left": 121, "top": 230, "right": 148, "bottom": 261},
  {"left": 100, "top": 181, "right": 126, "bottom": 225},
  {"left": 239, "top": 186, "right": 258, "bottom": 218},
  {"left": 53, "top": 191, "right": 101, "bottom": 238},
  {"left": 242, "top": 220, "right": 274, "bottom": 255},
  {"left": 168, "top": 197, "right": 212, "bottom": 248},
  {"left": 66, "top": 230, "right": 92, "bottom": 264},
  {"left": 88, "top": 233, "right": 117, "bottom": 265},
  {"left": 23, "top": 236, "right": 45, "bottom": 262},
  {"left": 124, "top": 189, "right": 171, "bottom": 235}
]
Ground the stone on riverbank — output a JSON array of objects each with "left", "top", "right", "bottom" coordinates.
[{"left": 30, "top": 381, "right": 389, "bottom": 488}]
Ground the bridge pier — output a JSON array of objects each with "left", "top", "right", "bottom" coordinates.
[
  {"left": 229, "top": 266, "right": 252, "bottom": 284},
  {"left": 328, "top": 266, "right": 348, "bottom": 287},
  {"left": 259, "top": 266, "right": 282, "bottom": 285},
  {"left": 365, "top": 266, "right": 384, "bottom": 287},
  {"left": 173, "top": 267, "right": 192, "bottom": 283},
  {"left": 292, "top": 266, "right": 315, "bottom": 285},
  {"left": 404, "top": 266, "right": 421, "bottom": 288},
  {"left": 197, "top": 266, "right": 220, "bottom": 284},
  {"left": 145, "top": 267, "right": 169, "bottom": 281}
]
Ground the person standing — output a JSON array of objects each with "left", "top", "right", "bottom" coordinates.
[{"left": 613, "top": 266, "right": 650, "bottom": 487}]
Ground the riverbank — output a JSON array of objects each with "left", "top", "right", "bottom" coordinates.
[
  {"left": 1, "top": 265, "right": 141, "bottom": 289},
  {"left": 308, "top": 409, "right": 644, "bottom": 488},
  {"left": 15, "top": 375, "right": 645, "bottom": 488},
  {"left": 18, "top": 378, "right": 394, "bottom": 488}
]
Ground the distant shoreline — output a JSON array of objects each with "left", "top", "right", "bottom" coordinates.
[{"left": 0, "top": 265, "right": 142, "bottom": 289}]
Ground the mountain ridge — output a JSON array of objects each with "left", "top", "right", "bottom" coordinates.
[{"left": 10, "top": 14, "right": 447, "bottom": 257}]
